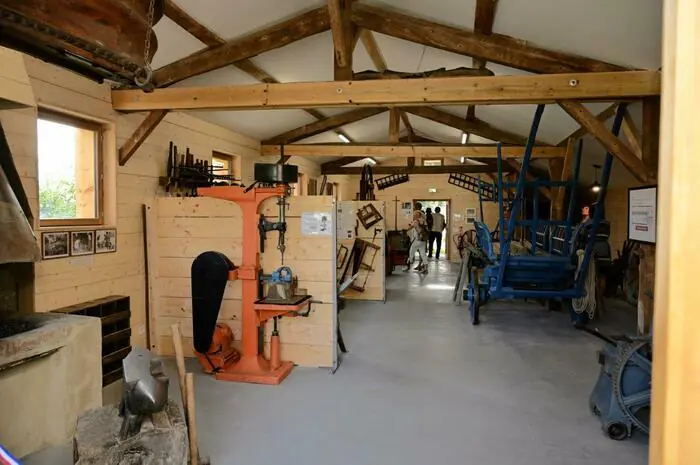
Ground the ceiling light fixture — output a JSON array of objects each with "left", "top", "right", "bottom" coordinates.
[
  {"left": 591, "top": 164, "right": 601, "bottom": 193},
  {"left": 461, "top": 132, "right": 468, "bottom": 145},
  {"left": 337, "top": 133, "right": 350, "bottom": 143}
]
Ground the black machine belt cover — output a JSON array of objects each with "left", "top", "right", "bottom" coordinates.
[{"left": 191, "top": 251, "right": 234, "bottom": 354}]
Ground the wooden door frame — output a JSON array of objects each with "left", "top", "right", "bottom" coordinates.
[{"left": 413, "top": 198, "right": 451, "bottom": 259}]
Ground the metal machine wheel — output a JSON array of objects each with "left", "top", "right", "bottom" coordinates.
[
  {"left": 607, "top": 422, "right": 629, "bottom": 441},
  {"left": 612, "top": 340, "right": 652, "bottom": 436},
  {"left": 469, "top": 266, "right": 480, "bottom": 325}
]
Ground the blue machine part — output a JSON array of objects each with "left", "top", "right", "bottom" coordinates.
[
  {"left": 262, "top": 266, "right": 294, "bottom": 285},
  {"left": 589, "top": 337, "right": 652, "bottom": 440}
]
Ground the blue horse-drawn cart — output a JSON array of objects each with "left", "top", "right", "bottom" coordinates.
[{"left": 455, "top": 103, "right": 626, "bottom": 326}]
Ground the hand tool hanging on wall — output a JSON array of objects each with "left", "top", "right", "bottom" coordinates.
[{"left": 162, "top": 141, "right": 243, "bottom": 196}]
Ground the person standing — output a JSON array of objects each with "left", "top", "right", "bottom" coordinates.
[
  {"left": 404, "top": 210, "right": 428, "bottom": 273},
  {"left": 425, "top": 207, "right": 434, "bottom": 257},
  {"left": 431, "top": 206, "right": 447, "bottom": 260}
]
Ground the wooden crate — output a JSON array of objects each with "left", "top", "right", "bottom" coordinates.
[{"left": 51, "top": 295, "right": 131, "bottom": 386}]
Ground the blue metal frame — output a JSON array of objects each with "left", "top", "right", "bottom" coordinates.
[{"left": 466, "top": 103, "right": 628, "bottom": 315}]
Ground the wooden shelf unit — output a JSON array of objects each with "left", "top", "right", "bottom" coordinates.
[{"left": 51, "top": 295, "right": 131, "bottom": 386}]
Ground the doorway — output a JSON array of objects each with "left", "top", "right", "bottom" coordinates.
[{"left": 415, "top": 199, "right": 450, "bottom": 260}]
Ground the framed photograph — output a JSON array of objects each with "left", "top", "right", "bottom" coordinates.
[
  {"left": 95, "top": 229, "right": 117, "bottom": 254},
  {"left": 628, "top": 186, "right": 657, "bottom": 244},
  {"left": 42, "top": 231, "right": 69, "bottom": 260},
  {"left": 70, "top": 231, "right": 95, "bottom": 256}
]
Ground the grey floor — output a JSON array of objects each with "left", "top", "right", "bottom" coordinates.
[{"left": 25, "top": 260, "right": 648, "bottom": 465}]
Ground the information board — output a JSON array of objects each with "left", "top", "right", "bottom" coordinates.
[{"left": 628, "top": 186, "right": 657, "bottom": 244}]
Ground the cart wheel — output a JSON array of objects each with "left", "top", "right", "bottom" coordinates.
[
  {"left": 469, "top": 267, "right": 480, "bottom": 325},
  {"left": 606, "top": 422, "right": 629, "bottom": 441}
]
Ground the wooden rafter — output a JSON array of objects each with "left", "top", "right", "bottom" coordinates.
[
  {"left": 507, "top": 159, "right": 552, "bottom": 200},
  {"left": 351, "top": 3, "right": 628, "bottom": 74},
  {"left": 328, "top": 0, "right": 354, "bottom": 80},
  {"left": 468, "top": 0, "right": 499, "bottom": 118},
  {"left": 621, "top": 110, "right": 643, "bottom": 159},
  {"left": 320, "top": 157, "right": 368, "bottom": 170},
  {"left": 323, "top": 164, "right": 510, "bottom": 175},
  {"left": 405, "top": 106, "right": 532, "bottom": 145},
  {"left": 557, "top": 102, "right": 619, "bottom": 145},
  {"left": 262, "top": 107, "right": 386, "bottom": 145},
  {"left": 261, "top": 143, "right": 565, "bottom": 158},
  {"left": 389, "top": 108, "right": 401, "bottom": 143},
  {"left": 118, "top": 110, "right": 168, "bottom": 166},
  {"left": 162, "top": 0, "right": 353, "bottom": 144},
  {"left": 359, "top": 28, "right": 417, "bottom": 144},
  {"left": 153, "top": 6, "right": 331, "bottom": 87},
  {"left": 112, "top": 71, "right": 660, "bottom": 111},
  {"left": 642, "top": 96, "right": 660, "bottom": 171},
  {"left": 558, "top": 100, "right": 654, "bottom": 183}
]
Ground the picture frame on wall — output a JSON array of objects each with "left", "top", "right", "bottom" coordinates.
[
  {"left": 70, "top": 231, "right": 95, "bottom": 256},
  {"left": 95, "top": 229, "right": 117, "bottom": 254},
  {"left": 42, "top": 231, "right": 69, "bottom": 260}
]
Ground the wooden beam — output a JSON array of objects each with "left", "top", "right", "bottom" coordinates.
[
  {"left": 359, "top": 29, "right": 387, "bottom": 70},
  {"left": 558, "top": 100, "right": 654, "bottom": 183},
  {"left": 323, "top": 164, "right": 509, "bottom": 175},
  {"left": 650, "top": 0, "right": 700, "bottom": 462},
  {"left": 389, "top": 108, "right": 400, "bottom": 143},
  {"left": 320, "top": 157, "right": 367, "bottom": 170},
  {"left": 400, "top": 113, "right": 414, "bottom": 138},
  {"left": 114, "top": 72, "right": 661, "bottom": 112},
  {"left": 469, "top": 0, "right": 499, "bottom": 116},
  {"left": 359, "top": 29, "right": 416, "bottom": 145},
  {"left": 642, "top": 96, "right": 660, "bottom": 171},
  {"left": 621, "top": 110, "right": 642, "bottom": 159},
  {"left": 118, "top": 110, "right": 168, "bottom": 166},
  {"left": 153, "top": 6, "right": 331, "bottom": 87},
  {"left": 329, "top": 0, "right": 353, "bottom": 80},
  {"left": 262, "top": 107, "right": 385, "bottom": 145},
  {"left": 261, "top": 143, "right": 565, "bottom": 158},
  {"left": 405, "top": 106, "right": 530, "bottom": 145},
  {"left": 507, "top": 160, "right": 551, "bottom": 200},
  {"left": 557, "top": 102, "right": 619, "bottom": 145},
  {"left": 352, "top": 3, "right": 628, "bottom": 74},
  {"left": 163, "top": 0, "right": 354, "bottom": 142}
]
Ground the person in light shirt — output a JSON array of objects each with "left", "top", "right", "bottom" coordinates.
[
  {"left": 429, "top": 206, "right": 447, "bottom": 260},
  {"left": 405, "top": 209, "right": 428, "bottom": 273}
]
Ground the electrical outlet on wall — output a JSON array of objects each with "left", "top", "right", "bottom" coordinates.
[{"left": 137, "top": 324, "right": 146, "bottom": 336}]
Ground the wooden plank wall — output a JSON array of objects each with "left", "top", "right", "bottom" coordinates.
[
  {"left": 0, "top": 51, "right": 262, "bottom": 349},
  {"left": 152, "top": 196, "right": 336, "bottom": 368},
  {"left": 338, "top": 200, "right": 386, "bottom": 301}
]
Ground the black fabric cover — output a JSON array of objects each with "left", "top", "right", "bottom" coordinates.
[{"left": 191, "top": 251, "right": 233, "bottom": 353}]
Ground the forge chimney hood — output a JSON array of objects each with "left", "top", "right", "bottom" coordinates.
[{"left": 0, "top": 120, "right": 40, "bottom": 264}]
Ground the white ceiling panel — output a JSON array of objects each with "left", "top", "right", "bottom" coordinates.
[
  {"left": 188, "top": 110, "right": 316, "bottom": 140},
  {"left": 170, "top": 0, "right": 325, "bottom": 41},
  {"left": 174, "top": 66, "right": 259, "bottom": 88},
  {"left": 152, "top": 17, "right": 205, "bottom": 69},
  {"left": 254, "top": 32, "right": 334, "bottom": 83},
  {"left": 494, "top": 0, "right": 661, "bottom": 69},
  {"left": 368, "top": 0, "right": 477, "bottom": 30},
  {"left": 370, "top": 33, "right": 427, "bottom": 72}
]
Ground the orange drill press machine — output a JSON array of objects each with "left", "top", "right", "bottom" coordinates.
[{"left": 190, "top": 163, "right": 312, "bottom": 385}]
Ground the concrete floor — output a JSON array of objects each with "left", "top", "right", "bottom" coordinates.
[{"left": 25, "top": 259, "right": 648, "bottom": 465}]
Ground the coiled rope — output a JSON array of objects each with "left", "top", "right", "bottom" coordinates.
[{"left": 572, "top": 249, "right": 596, "bottom": 319}]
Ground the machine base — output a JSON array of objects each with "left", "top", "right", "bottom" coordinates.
[{"left": 213, "top": 355, "right": 294, "bottom": 385}]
